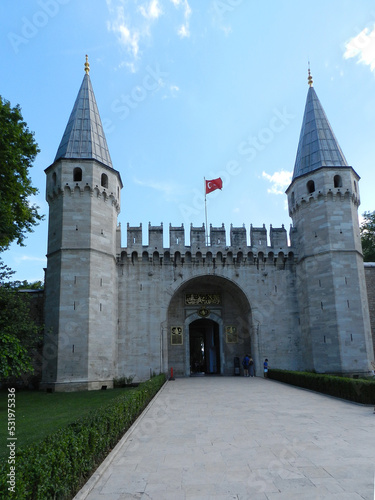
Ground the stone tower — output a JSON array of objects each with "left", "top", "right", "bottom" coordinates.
[
  {"left": 41, "top": 57, "right": 122, "bottom": 391},
  {"left": 286, "top": 72, "right": 373, "bottom": 374}
]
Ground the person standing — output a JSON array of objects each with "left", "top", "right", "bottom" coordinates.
[
  {"left": 242, "top": 354, "right": 250, "bottom": 376},
  {"left": 263, "top": 358, "right": 269, "bottom": 378}
]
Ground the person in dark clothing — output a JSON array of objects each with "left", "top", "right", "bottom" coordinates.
[{"left": 242, "top": 354, "right": 250, "bottom": 376}]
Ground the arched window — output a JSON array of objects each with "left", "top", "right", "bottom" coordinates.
[
  {"left": 101, "top": 173, "right": 108, "bottom": 188},
  {"left": 307, "top": 180, "right": 315, "bottom": 194},
  {"left": 334, "top": 175, "right": 342, "bottom": 188},
  {"left": 73, "top": 167, "right": 82, "bottom": 182},
  {"left": 131, "top": 251, "right": 138, "bottom": 264},
  {"left": 52, "top": 172, "right": 57, "bottom": 186}
]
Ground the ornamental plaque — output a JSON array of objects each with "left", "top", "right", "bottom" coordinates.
[
  {"left": 198, "top": 307, "right": 210, "bottom": 317},
  {"left": 225, "top": 326, "right": 238, "bottom": 343},
  {"left": 185, "top": 293, "right": 221, "bottom": 306},
  {"left": 171, "top": 326, "right": 183, "bottom": 345}
]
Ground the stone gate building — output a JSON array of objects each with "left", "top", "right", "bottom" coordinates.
[{"left": 41, "top": 61, "right": 374, "bottom": 391}]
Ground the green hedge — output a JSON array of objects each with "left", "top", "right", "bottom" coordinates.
[
  {"left": 268, "top": 369, "right": 375, "bottom": 404},
  {"left": 0, "top": 374, "right": 166, "bottom": 499}
]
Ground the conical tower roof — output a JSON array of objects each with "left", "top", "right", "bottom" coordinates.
[
  {"left": 54, "top": 57, "right": 113, "bottom": 168},
  {"left": 292, "top": 74, "right": 348, "bottom": 181}
]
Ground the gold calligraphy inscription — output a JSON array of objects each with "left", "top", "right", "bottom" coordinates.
[
  {"left": 171, "top": 326, "right": 183, "bottom": 345},
  {"left": 185, "top": 293, "right": 221, "bottom": 306},
  {"left": 225, "top": 326, "right": 238, "bottom": 343}
]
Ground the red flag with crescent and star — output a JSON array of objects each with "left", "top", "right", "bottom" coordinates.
[{"left": 205, "top": 177, "right": 223, "bottom": 194}]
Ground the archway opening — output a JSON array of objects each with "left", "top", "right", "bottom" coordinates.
[
  {"left": 167, "top": 275, "right": 252, "bottom": 377},
  {"left": 189, "top": 319, "right": 220, "bottom": 375}
]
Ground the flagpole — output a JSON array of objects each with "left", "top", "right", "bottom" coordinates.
[{"left": 204, "top": 177, "right": 209, "bottom": 246}]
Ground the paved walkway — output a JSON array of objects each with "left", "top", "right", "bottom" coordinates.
[{"left": 74, "top": 377, "right": 375, "bottom": 500}]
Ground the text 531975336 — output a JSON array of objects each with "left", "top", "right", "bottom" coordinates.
[{"left": 7, "top": 388, "right": 16, "bottom": 493}]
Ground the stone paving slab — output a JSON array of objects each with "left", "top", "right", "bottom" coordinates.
[{"left": 74, "top": 377, "right": 375, "bottom": 500}]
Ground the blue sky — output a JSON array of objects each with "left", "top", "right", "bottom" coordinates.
[{"left": 1, "top": 0, "right": 375, "bottom": 282}]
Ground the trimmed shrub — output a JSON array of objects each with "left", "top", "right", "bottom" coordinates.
[
  {"left": 0, "top": 374, "right": 166, "bottom": 499},
  {"left": 268, "top": 369, "right": 375, "bottom": 404}
]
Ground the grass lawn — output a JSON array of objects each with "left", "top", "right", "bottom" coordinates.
[{"left": 0, "top": 387, "right": 134, "bottom": 458}]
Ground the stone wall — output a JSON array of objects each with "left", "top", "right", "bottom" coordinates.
[{"left": 364, "top": 263, "right": 375, "bottom": 359}]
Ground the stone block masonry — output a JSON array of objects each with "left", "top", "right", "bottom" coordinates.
[{"left": 365, "top": 263, "right": 375, "bottom": 358}]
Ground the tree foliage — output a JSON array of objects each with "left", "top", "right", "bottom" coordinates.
[
  {"left": 0, "top": 261, "right": 43, "bottom": 380},
  {"left": 360, "top": 211, "right": 375, "bottom": 262},
  {"left": 0, "top": 95, "right": 42, "bottom": 251}
]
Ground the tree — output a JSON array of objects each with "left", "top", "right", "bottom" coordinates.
[
  {"left": 0, "top": 261, "right": 43, "bottom": 380},
  {"left": 7, "top": 279, "right": 44, "bottom": 290},
  {"left": 0, "top": 95, "right": 43, "bottom": 251},
  {"left": 360, "top": 211, "right": 375, "bottom": 262}
]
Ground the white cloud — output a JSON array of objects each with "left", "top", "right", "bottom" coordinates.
[
  {"left": 106, "top": 0, "right": 192, "bottom": 69},
  {"left": 170, "top": 0, "right": 191, "bottom": 38},
  {"left": 118, "top": 22, "right": 140, "bottom": 58},
  {"left": 106, "top": 4, "right": 142, "bottom": 60},
  {"left": 138, "top": 0, "right": 162, "bottom": 20},
  {"left": 162, "top": 84, "right": 180, "bottom": 99},
  {"left": 343, "top": 24, "right": 375, "bottom": 73},
  {"left": 178, "top": 24, "right": 189, "bottom": 38},
  {"left": 262, "top": 170, "right": 292, "bottom": 195}
]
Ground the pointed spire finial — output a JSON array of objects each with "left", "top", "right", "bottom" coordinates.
[
  {"left": 84, "top": 54, "right": 90, "bottom": 75},
  {"left": 308, "top": 62, "right": 313, "bottom": 87}
]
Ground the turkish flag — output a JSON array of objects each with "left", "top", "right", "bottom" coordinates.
[{"left": 205, "top": 177, "right": 223, "bottom": 194}]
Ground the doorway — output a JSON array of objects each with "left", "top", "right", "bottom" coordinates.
[{"left": 189, "top": 319, "right": 220, "bottom": 375}]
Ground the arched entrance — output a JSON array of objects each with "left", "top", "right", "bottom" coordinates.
[
  {"left": 166, "top": 275, "right": 254, "bottom": 377},
  {"left": 189, "top": 319, "right": 220, "bottom": 375}
]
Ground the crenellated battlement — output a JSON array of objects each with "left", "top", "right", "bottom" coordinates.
[
  {"left": 288, "top": 187, "right": 360, "bottom": 217},
  {"left": 46, "top": 183, "right": 121, "bottom": 212},
  {"left": 45, "top": 158, "right": 122, "bottom": 213},
  {"left": 286, "top": 167, "right": 361, "bottom": 217},
  {"left": 119, "top": 222, "right": 295, "bottom": 267}
]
